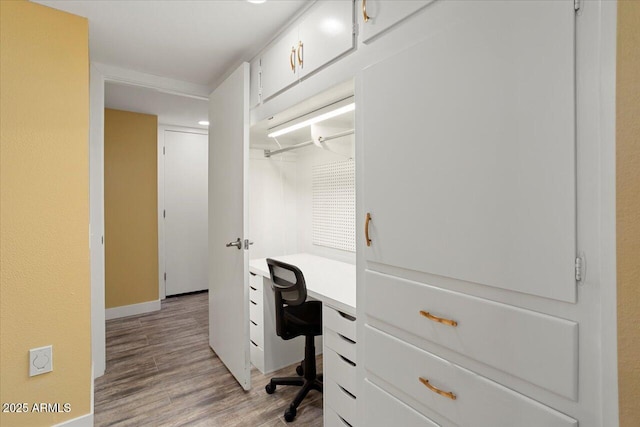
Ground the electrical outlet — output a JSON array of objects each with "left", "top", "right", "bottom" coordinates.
[{"left": 29, "top": 345, "right": 53, "bottom": 376}]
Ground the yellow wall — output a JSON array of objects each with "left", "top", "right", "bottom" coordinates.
[
  {"left": 617, "top": 2, "right": 640, "bottom": 426},
  {"left": 0, "top": 1, "right": 91, "bottom": 426},
  {"left": 104, "top": 109, "right": 159, "bottom": 308}
]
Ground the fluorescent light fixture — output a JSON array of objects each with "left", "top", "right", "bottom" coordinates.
[
  {"left": 198, "top": 120, "right": 209, "bottom": 126},
  {"left": 268, "top": 103, "right": 355, "bottom": 138}
]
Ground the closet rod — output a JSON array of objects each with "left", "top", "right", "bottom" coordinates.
[{"left": 264, "top": 129, "right": 354, "bottom": 158}]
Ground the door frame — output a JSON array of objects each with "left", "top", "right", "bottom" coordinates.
[{"left": 157, "top": 125, "right": 209, "bottom": 300}]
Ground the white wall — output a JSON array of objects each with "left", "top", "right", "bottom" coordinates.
[{"left": 248, "top": 148, "right": 298, "bottom": 259}]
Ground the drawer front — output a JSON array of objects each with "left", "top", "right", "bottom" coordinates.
[
  {"left": 364, "top": 326, "right": 577, "bottom": 427},
  {"left": 250, "top": 340, "right": 264, "bottom": 373},
  {"left": 323, "top": 304, "right": 356, "bottom": 342},
  {"left": 324, "top": 406, "right": 353, "bottom": 427},
  {"left": 325, "top": 378, "right": 357, "bottom": 427},
  {"left": 249, "top": 297, "right": 262, "bottom": 323},
  {"left": 325, "top": 348, "right": 357, "bottom": 396},
  {"left": 324, "top": 327, "right": 356, "bottom": 362},
  {"left": 365, "top": 271, "right": 578, "bottom": 399},
  {"left": 250, "top": 319, "right": 264, "bottom": 348},
  {"left": 249, "top": 273, "right": 263, "bottom": 295},
  {"left": 363, "top": 379, "right": 440, "bottom": 427}
]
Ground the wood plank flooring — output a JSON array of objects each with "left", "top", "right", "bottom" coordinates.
[{"left": 95, "top": 292, "right": 323, "bottom": 426}]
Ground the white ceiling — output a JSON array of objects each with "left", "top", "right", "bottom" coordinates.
[
  {"left": 34, "top": 0, "right": 308, "bottom": 128},
  {"left": 35, "top": 0, "right": 307, "bottom": 87}
]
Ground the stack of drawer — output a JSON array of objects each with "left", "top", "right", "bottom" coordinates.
[
  {"left": 249, "top": 272, "right": 265, "bottom": 372},
  {"left": 323, "top": 304, "right": 357, "bottom": 427},
  {"left": 363, "top": 271, "right": 579, "bottom": 427}
]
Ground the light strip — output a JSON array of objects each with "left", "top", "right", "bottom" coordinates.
[{"left": 267, "top": 103, "right": 355, "bottom": 138}]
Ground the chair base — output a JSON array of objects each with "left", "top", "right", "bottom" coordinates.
[{"left": 265, "top": 335, "right": 322, "bottom": 422}]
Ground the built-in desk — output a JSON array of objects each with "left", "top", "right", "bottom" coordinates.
[{"left": 249, "top": 253, "right": 358, "bottom": 427}]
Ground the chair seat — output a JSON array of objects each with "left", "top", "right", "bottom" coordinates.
[{"left": 282, "top": 300, "right": 323, "bottom": 339}]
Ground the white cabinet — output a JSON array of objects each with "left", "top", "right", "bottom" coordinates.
[
  {"left": 260, "top": 1, "right": 354, "bottom": 101},
  {"left": 358, "top": 0, "right": 590, "bottom": 426},
  {"left": 249, "top": 57, "right": 262, "bottom": 108},
  {"left": 357, "top": 0, "right": 432, "bottom": 44},
  {"left": 260, "top": 26, "right": 300, "bottom": 101}
]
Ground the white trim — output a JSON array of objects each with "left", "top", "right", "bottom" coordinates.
[
  {"left": 157, "top": 125, "right": 209, "bottom": 300},
  {"left": 597, "top": 0, "right": 619, "bottom": 424},
  {"left": 89, "top": 63, "right": 106, "bottom": 379},
  {"left": 52, "top": 364, "right": 94, "bottom": 427},
  {"left": 94, "top": 62, "right": 210, "bottom": 99},
  {"left": 105, "top": 300, "right": 161, "bottom": 320}
]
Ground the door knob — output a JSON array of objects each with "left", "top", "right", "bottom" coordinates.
[{"left": 226, "top": 238, "right": 242, "bottom": 250}]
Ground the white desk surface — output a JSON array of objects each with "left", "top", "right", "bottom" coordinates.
[{"left": 249, "top": 253, "right": 356, "bottom": 316}]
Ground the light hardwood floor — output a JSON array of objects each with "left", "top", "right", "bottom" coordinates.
[{"left": 95, "top": 292, "right": 323, "bottom": 426}]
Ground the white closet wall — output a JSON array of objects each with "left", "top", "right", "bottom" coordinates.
[{"left": 248, "top": 148, "right": 298, "bottom": 259}]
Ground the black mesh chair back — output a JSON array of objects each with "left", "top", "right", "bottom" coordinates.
[{"left": 267, "top": 258, "right": 308, "bottom": 338}]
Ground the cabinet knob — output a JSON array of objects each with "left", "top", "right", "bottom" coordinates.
[
  {"left": 365, "top": 212, "right": 372, "bottom": 246},
  {"left": 362, "top": 0, "right": 370, "bottom": 23},
  {"left": 297, "top": 41, "right": 304, "bottom": 68},
  {"left": 290, "top": 47, "right": 296, "bottom": 72}
]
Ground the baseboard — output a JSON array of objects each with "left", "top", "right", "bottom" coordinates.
[
  {"left": 53, "top": 364, "right": 94, "bottom": 427},
  {"left": 105, "top": 299, "right": 161, "bottom": 320}
]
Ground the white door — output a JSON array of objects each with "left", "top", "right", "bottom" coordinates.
[
  {"left": 362, "top": 0, "right": 576, "bottom": 302},
  {"left": 208, "top": 63, "right": 251, "bottom": 390},
  {"left": 164, "top": 130, "right": 208, "bottom": 296}
]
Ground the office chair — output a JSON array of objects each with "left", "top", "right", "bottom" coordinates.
[{"left": 264, "top": 258, "right": 323, "bottom": 422}]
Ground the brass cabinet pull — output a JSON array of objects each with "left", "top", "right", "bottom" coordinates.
[
  {"left": 419, "top": 310, "right": 458, "bottom": 327},
  {"left": 297, "top": 41, "right": 304, "bottom": 67},
  {"left": 362, "top": 0, "right": 370, "bottom": 22},
  {"left": 419, "top": 377, "right": 457, "bottom": 400},
  {"left": 365, "top": 212, "right": 372, "bottom": 246},
  {"left": 290, "top": 47, "right": 296, "bottom": 72}
]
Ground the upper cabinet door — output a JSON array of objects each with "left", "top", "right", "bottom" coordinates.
[
  {"left": 361, "top": 0, "right": 577, "bottom": 302},
  {"left": 358, "top": 0, "right": 432, "bottom": 43},
  {"left": 261, "top": 26, "right": 299, "bottom": 101},
  {"left": 297, "top": 0, "right": 354, "bottom": 79}
]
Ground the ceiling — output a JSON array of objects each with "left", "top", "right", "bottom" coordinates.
[{"left": 34, "top": 0, "right": 309, "bottom": 129}]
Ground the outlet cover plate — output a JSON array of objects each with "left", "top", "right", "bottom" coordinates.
[{"left": 29, "top": 345, "right": 53, "bottom": 376}]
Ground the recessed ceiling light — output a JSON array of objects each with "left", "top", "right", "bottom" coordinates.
[
  {"left": 247, "top": 0, "right": 267, "bottom": 4},
  {"left": 198, "top": 120, "right": 209, "bottom": 126}
]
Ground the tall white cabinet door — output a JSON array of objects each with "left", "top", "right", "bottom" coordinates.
[
  {"left": 362, "top": 0, "right": 577, "bottom": 302},
  {"left": 297, "top": 0, "right": 354, "bottom": 79},
  {"left": 261, "top": 26, "right": 299, "bottom": 100},
  {"left": 164, "top": 130, "right": 208, "bottom": 296},
  {"left": 358, "top": 0, "right": 432, "bottom": 43},
  {"left": 209, "top": 63, "right": 251, "bottom": 390}
]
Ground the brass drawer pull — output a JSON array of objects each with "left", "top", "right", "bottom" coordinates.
[
  {"left": 419, "top": 377, "right": 457, "bottom": 400},
  {"left": 290, "top": 47, "right": 296, "bottom": 72},
  {"left": 297, "top": 41, "right": 304, "bottom": 67},
  {"left": 362, "top": 0, "right": 370, "bottom": 22},
  {"left": 419, "top": 310, "right": 458, "bottom": 327},
  {"left": 365, "top": 212, "right": 372, "bottom": 246}
]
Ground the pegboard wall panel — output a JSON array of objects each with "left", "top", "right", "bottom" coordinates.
[{"left": 312, "top": 159, "right": 355, "bottom": 252}]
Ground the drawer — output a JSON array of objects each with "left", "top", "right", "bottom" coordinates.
[
  {"left": 323, "top": 304, "right": 356, "bottom": 342},
  {"left": 325, "top": 348, "right": 357, "bottom": 396},
  {"left": 325, "top": 378, "right": 357, "bottom": 427},
  {"left": 249, "top": 297, "right": 262, "bottom": 323},
  {"left": 324, "top": 327, "right": 356, "bottom": 362},
  {"left": 324, "top": 406, "right": 353, "bottom": 427},
  {"left": 365, "top": 270, "right": 578, "bottom": 399},
  {"left": 250, "top": 319, "right": 264, "bottom": 348},
  {"left": 363, "top": 379, "right": 440, "bottom": 427},
  {"left": 364, "top": 325, "right": 577, "bottom": 427},
  {"left": 249, "top": 273, "right": 263, "bottom": 295},
  {"left": 250, "top": 340, "right": 264, "bottom": 373}
]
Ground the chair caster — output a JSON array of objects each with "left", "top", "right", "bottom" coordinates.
[
  {"left": 296, "top": 364, "right": 304, "bottom": 376},
  {"left": 265, "top": 383, "right": 276, "bottom": 394},
  {"left": 284, "top": 406, "right": 297, "bottom": 422}
]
